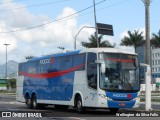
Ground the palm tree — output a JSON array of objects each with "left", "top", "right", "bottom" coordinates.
[
  {"left": 81, "top": 33, "right": 115, "bottom": 48},
  {"left": 120, "top": 30, "right": 144, "bottom": 52},
  {"left": 151, "top": 30, "right": 160, "bottom": 48}
]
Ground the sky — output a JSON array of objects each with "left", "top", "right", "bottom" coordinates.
[{"left": 0, "top": 0, "right": 159, "bottom": 64}]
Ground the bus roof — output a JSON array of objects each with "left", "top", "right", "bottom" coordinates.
[
  {"left": 28, "top": 48, "right": 136, "bottom": 62},
  {"left": 80, "top": 48, "right": 136, "bottom": 55},
  {"left": 28, "top": 50, "right": 81, "bottom": 61}
]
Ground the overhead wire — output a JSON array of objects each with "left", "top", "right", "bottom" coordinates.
[
  {"left": 77, "top": 0, "right": 130, "bottom": 19},
  {"left": 0, "top": 0, "right": 107, "bottom": 34}
]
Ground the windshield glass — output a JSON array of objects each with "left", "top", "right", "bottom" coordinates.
[{"left": 99, "top": 53, "right": 140, "bottom": 92}]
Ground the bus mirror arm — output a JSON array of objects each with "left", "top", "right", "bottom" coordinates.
[{"left": 95, "top": 60, "right": 106, "bottom": 73}]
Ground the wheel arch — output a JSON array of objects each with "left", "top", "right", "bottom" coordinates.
[
  {"left": 74, "top": 92, "right": 84, "bottom": 107},
  {"left": 24, "top": 92, "right": 30, "bottom": 99}
]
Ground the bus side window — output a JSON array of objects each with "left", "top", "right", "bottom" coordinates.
[
  {"left": 87, "top": 53, "right": 97, "bottom": 90},
  {"left": 51, "top": 57, "right": 61, "bottom": 72},
  {"left": 73, "top": 54, "right": 86, "bottom": 71},
  {"left": 61, "top": 56, "right": 72, "bottom": 70}
]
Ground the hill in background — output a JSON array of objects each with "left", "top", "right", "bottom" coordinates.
[{"left": 0, "top": 60, "right": 18, "bottom": 78}]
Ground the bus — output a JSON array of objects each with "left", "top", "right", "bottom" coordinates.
[{"left": 17, "top": 48, "right": 140, "bottom": 113}]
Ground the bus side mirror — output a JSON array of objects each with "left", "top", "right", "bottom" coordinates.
[
  {"left": 95, "top": 60, "right": 106, "bottom": 73},
  {"left": 101, "top": 62, "right": 106, "bottom": 73}
]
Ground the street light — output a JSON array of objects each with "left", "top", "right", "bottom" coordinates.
[
  {"left": 3, "top": 43, "right": 10, "bottom": 89},
  {"left": 74, "top": 26, "right": 112, "bottom": 50},
  {"left": 74, "top": 26, "right": 96, "bottom": 50}
]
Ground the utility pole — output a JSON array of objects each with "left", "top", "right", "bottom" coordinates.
[
  {"left": 4, "top": 43, "right": 10, "bottom": 90},
  {"left": 140, "top": 63, "right": 152, "bottom": 111},
  {"left": 142, "top": 0, "right": 151, "bottom": 65},
  {"left": 93, "top": 0, "right": 99, "bottom": 48},
  {"left": 142, "top": 0, "right": 152, "bottom": 111}
]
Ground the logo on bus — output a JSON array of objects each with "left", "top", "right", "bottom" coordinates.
[
  {"left": 40, "top": 57, "right": 54, "bottom": 64},
  {"left": 113, "top": 94, "right": 132, "bottom": 98},
  {"left": 113, "top": 94, "right": 127, "bottom": 98},
  {"left": 39, "top": 59, "right": 50, "bottom": 64}
]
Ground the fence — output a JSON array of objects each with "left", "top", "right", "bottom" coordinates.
[{"left": 140, "top": 91, "right": 160, "bottom": 102}]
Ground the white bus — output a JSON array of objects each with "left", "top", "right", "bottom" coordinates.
[{"left": 17, "top": 48, "right": 140, "bottom": 113}]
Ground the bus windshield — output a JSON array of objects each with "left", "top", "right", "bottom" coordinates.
[{"left": 99, "top": 53, "right": 140, "bottom": 92}]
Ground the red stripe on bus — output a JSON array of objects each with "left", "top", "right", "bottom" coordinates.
[
  {"left": 105, "top": 58, "right": 135, "bottom": 62},
  {"left": 19, "top": 64, "right": 84, "bottom": 79}
]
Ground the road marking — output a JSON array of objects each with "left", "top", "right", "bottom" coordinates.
[{"left": 69, "top": 117, "right": 86, "bottom": 120}]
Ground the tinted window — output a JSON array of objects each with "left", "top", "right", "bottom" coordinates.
[
  {"left": 50, "top": 57, "right": 61, "bottom": 72},
  {"left": 73, "top": 53, "right": 86, "bottom": 71},
  {"left": 61, "top": 56, "right": 73, "bottom": 70},
  {"left": 87, "top": 53, "right": 97, "bottom": 90},
  {"left": 39, "top": 60, "right": 51, "bottom": 73}
]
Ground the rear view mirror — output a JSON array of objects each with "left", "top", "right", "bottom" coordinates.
[{"left": 95, "top": 60, "right": 106, "bottom": 73}]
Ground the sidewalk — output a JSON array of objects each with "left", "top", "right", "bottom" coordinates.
[
  {"left": 140, "top": 102, "right": 160, "bottom": 105},
  {"left": 122, "top": 102, "right": 160, "bottom": 112}
]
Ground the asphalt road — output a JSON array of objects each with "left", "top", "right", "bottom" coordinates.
[
  {"left": 0, "top": 102, "right": 160, "bottom": 120},
  {"left": 0, "top": 94, "right": 16, "bottom": 102},
  {"left": 0, "top": 94, "right": 160, "bottom": 119}
]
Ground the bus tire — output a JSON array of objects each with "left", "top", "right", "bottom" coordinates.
[
  {"left": 109, "top": 108, "right": 119, "bottom": 114},
  {"left": 32, "top": 95, "right": 38, "bottom": 109},
  {"left": 25, "top": 96, "right": 33, "bottom": 109},
  {"left": 76, "top": 96, "right": 86, "bottom": 114}
]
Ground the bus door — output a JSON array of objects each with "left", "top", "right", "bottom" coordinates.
[{"left": 84, "top": 52, "right": 98, "bottom": 107}]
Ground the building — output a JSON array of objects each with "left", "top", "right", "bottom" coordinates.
[
  {"left": 136, "top": 46, "right": 160, "bottom": 82},
  {"left": 152, "top": 48, "right": 160, "bottom": 79}
]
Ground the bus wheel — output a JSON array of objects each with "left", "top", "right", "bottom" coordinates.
[
  {"left": 109, "top": 108, "right": 119, "bottom": 114},
  {"left": 76, "top": 96, "right": 86, "bottom": 113},
  {"left": 32, "top": 95, "right": 38, "bottom": 109},
  {"left": 26, "top": 96, "right": 32, "bottom": 109}
]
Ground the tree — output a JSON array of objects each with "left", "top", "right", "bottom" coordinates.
[
  {"left": 120, "top": 30, "right": 144, "bottom": 52},
  {"left": 151, "top": 30, "right": 160, "bottom": 48},
  {"left": 81, "top": 33, "right": 115, "bottom": 48}
]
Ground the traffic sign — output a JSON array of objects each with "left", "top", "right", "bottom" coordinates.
[{"left": 97, "top": 23, "right": 114, "bottom": 36}]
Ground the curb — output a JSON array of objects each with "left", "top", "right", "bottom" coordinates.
[{"left": 140, "top": 102, "right": 160, "bottom": 105}]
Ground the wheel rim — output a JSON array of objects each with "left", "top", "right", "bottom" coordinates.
[
  {"left": 32, "top": 96, "right": 37, "bottom": 109},
  {"left": 26, "top": 98, "right": 30, "bottom": 105},
  {"left": 33, "top": 99, "right": 36, "bottom": 108},
  {"left": 77, "top": 100, "right": 82, "bottom": 111}
]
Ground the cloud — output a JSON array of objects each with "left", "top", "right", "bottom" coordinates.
[
  {"left": 0, "top": 0, "right": 48, "bottom": 28},
  {"left": 0, "top": 1, "right": 93, "bottom": 63}
]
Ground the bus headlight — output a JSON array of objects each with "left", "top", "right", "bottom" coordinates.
[
  {"left": 99, "top": 94, "right": 113, "bottom": 101},
  {"left": 99, "top": 94, "right": 107, "bottom": 100},
  {"left": 107, "top": 97, "right": 113, "bottom": 101},
  {"left": 133, "top": 96, "right": 140, "bottom": 101},
  {"left": 133, "top": 95, "right": 140, "bottom": 101}
]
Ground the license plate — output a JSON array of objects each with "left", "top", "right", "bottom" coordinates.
[{"left": 119, "top": 103, "right": 126, "bottom": 106}]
